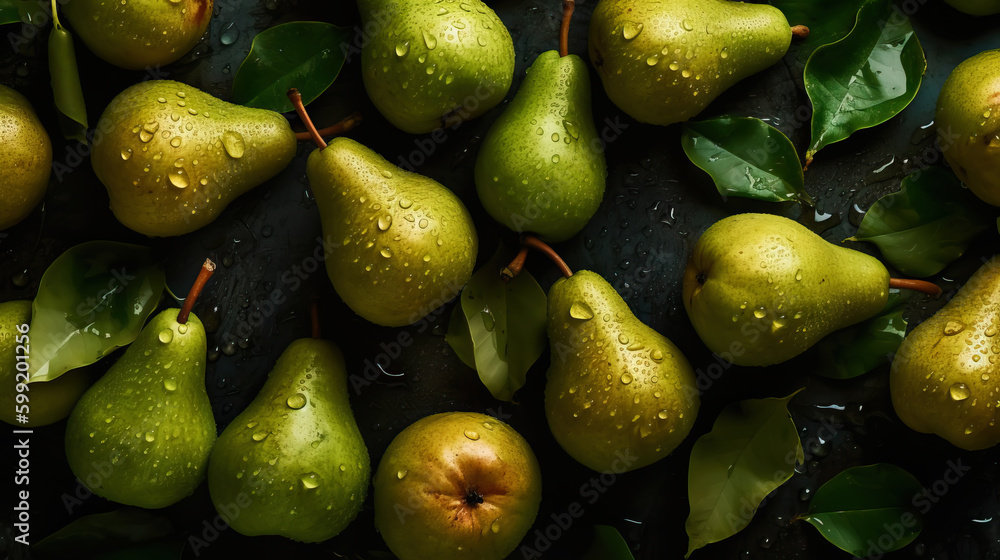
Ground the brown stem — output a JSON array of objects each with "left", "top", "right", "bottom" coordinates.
[
  {"left": 287, "top": 89, "right": 327, "bottom": 150},
  {"left": 177, "top": 259, "right": 216, "bottom": 325},
  {"left": 501, "top": 246, "right": 530, "bottom": 283},
  {"left": 791, "top": 25, "right": 810, "bottom": 39},
  {"left": 559, "top": 0, "right": 575, "bottom": 57},
  {"left": 523, "top": 235, "right": 573, "bottom": 278},
  {"left": 294, "top": 111, "right": 362, "bottom": 142},
  {"left": 311, "top": 298, "right": 321, "bottom": 339},
  {"left": 889, "top": 278, "right": 942, "bottom": 297}
]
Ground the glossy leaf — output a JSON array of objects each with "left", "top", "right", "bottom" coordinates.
[
  {"left": 28, "top": 242, "right": 165, "bottom": 382},
  {"left": 804, "top": 0, "right": 926, "bottom": 165},
  {"left": 681, "top": 117, "right": 813, "bottom": 204},
  {"left": 685, "top": 390, "right": 804, "bottom": 557},
  {"left": 232, "top": 21, "right": 351, "bottom": 113},
  {"left": 806, "top": 291, "right": 909, "bottom": 379},
  {"left": 445, "top": 247, "right": 548, "bottom": 402},
  {"left": 800, "top": 463, "right": 923, "bottom": 556},
  {"left": 48, "top": 16, "right": 88, "bottom": 143},
  {"left": 582, "top": 525, "right": 636, "bottom": 560},
  {"left": 0, "top": 0, "right": 37, "bottom": 25},
  {"left": 770, "top": 0, "right": 871, "bottom": 62},
  {"left": 847, "top": 167, "right": 994, "bottom": 277},
  {"left": 32, "top": 509, "right": 174, "bottom": 558}
]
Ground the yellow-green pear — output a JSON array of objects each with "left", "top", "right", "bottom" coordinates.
[
  {"left": 475, "top": 50, "right": 606, "bottom": 242},
  {"left": 373, "top": 411, "right": 541, "bottom": 560},
  {"left": 0, "top": 85, "right": 51, "bottom": 230},
  {"left": 207, "top": 338, "right": 369, "bottom": 542},
  {"left": 546, "top": 270, "right": 699, "bottom": 472},
  {"left": 936, "top": 49, "right": 1000, "bottom": 205},
  {"left": 891, "top": 257, "right": 1000, "bottom": 451},
  {"left": 92, "top": 80, "right": 297, "bottom": 237},
  {"left": 589, "top": 0, "right": 795, "bottom": 126},
  {"left": 358, "top": 0, "right": 515, "bottom": 133},
  {"left": 307, "top": 137, "right": 477, "bottom": 327},
  {"left": 943, "top": 0, "right": 1000, "bottom": 15},
  {"left": 63, "top": 0, "right": 213, "bottom": 70},
  {"left": 683, "top": 213, "right": 890, "bottom": 366}
]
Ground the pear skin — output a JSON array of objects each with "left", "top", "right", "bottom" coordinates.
[
  {"left": 944, "top": 0, "right": 1000, "bottom": 15},
  {"left": 545, "top": 270, "right": 699, "bottom": 472},
  {"left": 0, "top": 85, "right": 51, "bottom": 230},
  {"left": 683, "top": 214, "right": 889, "bottom": 366},
  {"left": 891, "top": 257, "right": 1000, "bottom": 451},
  {"left": 207, "top": 338, "right": 369, "bottom": 542}
]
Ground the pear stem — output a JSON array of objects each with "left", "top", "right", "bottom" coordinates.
[
  {"left": 50, "top": 0, "right": 62, "bottom": 29},
  {"left": 889, "top": 278, "right": 942, "bottom": 297},
  {"left": 522, "top": 235, "right": 573, "bottom": 278},
  {"left": 287, "top": 89, "right": 327, "bottom": 150},
  {"left": 177, "top": 259, "right": 217, "bottom": 325},
  {"left": 501, "top": 246, "right": 530, "bottom": 283},
  {"left": 294, "top": 111, "right": 363, "bottom": 142},
  {"left": 791, "top": 25, "right": 810, "bottom": 39},
  {"left": 559, "top": 0, "right": 575, "bottom": 57},
  {"left": 311, "top": 298, "right": 321, "bottom": 339}
]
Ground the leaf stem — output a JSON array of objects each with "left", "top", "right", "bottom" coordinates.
[
  {"left": 287, "top": 88, "right": 327, "bottom": 150},
  {"left": 560, "top": 0, "right": 575, "bottom": 57},
  {"left": 294, "top": 111, "right": 363, "bottom": 142},
  {"left": 791, "top": 25, "right": 810, "bottom": 39},
  {"left": 177, "top": 259, "right": 216, "bottom": 325},
  {"left": 311, "top": 298, "right": 321, "bottom": 339},
  {"left": 889, "top": 278, "right": 941, "bottom": 297}
]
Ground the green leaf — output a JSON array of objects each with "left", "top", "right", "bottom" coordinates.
[
  {"left": 848, "top": 167, "right": 994, "bottom": 277},
  {"left": 804, "top": 0, "right": 926, "bottom": 164},
  {"left": 685, "top": 390, "right": 804, "bottom": 557},
  {"left": 681, "top": 117, "right": 813, "bottom": 204},
  {"left": 806, "top": 291, "right": 909, "bottom": 379},
  {"left": 32, "top": 509, "right": 174, "bottom": 559},
  {"left": 0, "top": 0, "right": 37, "bottom": 25},
  {"left": 581, "top": 525, "right": 636, "bottom": 560},
  {"left": 49, "top": 17, "right": 89, "bottom": 143},
  {"left": 445, "top": 246, "right": 548, "bottom": 402},
  {"left": 799, "top": 463, "right": 923, "bottom": 556},
  {"left": 232, "top": 21, "right": 351, "bottom": 113},
  {"left": 28, "top": 241, "right": 165, "bottom": 382},
  {"left": 770, "top": 0, "right": 871, "bottom": 63}
]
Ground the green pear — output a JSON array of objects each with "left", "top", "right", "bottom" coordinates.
[
  {"left": 891, "top": 257, "right": 1000, "bottom": 451},
  {"left": 358, "top": 0, "right": 515, "bottom": 133},
  {"left": 373, "top": 411, "right": 541, "bottom": 560},
  {"left": 307, "top": 137, "right": 478, "bottom": 327},
  {"left": 944, "top": 0, "right": 1000, "bottom": 15},
  {"left": 0, "top": 301, "right": 91, "bottom": 427},
  {"left": 475, "top": 50, "right": 606, "bottom": 242},
  {"left": 63, "top": 0, "right": 213, "bottom": 70},
  {"left": 92, "top": 80, "right": 297, "bottom": 237},
  {"left": 0, "top": 85, "right": 51, "bottom": 230},
  {"left": 207, "top": 338, "right": 369, "bottom": 542},
  {"left": 546, "top": 270, "right": 699, "bottom": 471},
  {"left": 64, "top": 309, "right": 216, "bottom": 508},
  {"left": 683, "top": 213, "right": 890, "bottom": 367},
  {"left": 589, "top": 0, "right": 794, "bottom": 126},
  {"left": 936, "top": 49, "right": 1000, "bottom": 205}
]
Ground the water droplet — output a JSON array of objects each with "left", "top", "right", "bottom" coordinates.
[
  {"left": 380, "top": 248, "right": 392, "bottom": 258},
  {"left": 563, "top": 120, "right": 579, "bottom": 139},
  {"left": 144, "top": 431, "right": 155, "bottom": 442},
  {"left": 422, "top": 29, "right": 437, "bottom": 49},
  {"left": 222, "top": 130, "right": 246, "bottom": 158},
  {"left": 300, "top": 472, "right": 319, "bottom": 489},
  {"left": 121, "top": 148, "right": 133, "bottom": 160},
  {"left": 247, "top": 421, "right": 258, "bottom": 429},
  {"left": 378, "top": 215, "right": 393, "bottom": 231},
  {"left": 286, "top": 393, "right": 307, "bottom": 409},
  {"left": 398, "top": 197, "right": 413, "bottom": 209},
  {"left": 650, "top": 349, "right": 664, "bottom": 361},
  {"left": 617, "top": 333, "right": 629, "bottom": 345},
  {"left": 570, "top": 301, "right": 594, "bottom": 320},
  {"left": 477, "top": 36, "right": 487, "bottom": 47},
  {"left": 177, "top": 324, "right": 188, "bottom": 334},
  {"left": 669, "top": 62, "right": 679, "bottom": 71},
  {"left": 720, "top": 48, "right": 729, "bottom": 59},
  {"left": 491, "top": 519, "right": 501, "bottom": 533},
  {"left": 944, "top": 321, "right": 966, "bottom": 336},
  {"left": 622, "top": 21, "right": 643, "bottom": 40},
  {"left": 621, "top": 372, "right": 633, "bottom": 384},
  {"left": 464, "top": 429, "right": 480, "bottom": 440},
  {"left": 753, "top": 308, "right": 767, "bottom": 319},
  {"left": 657, "top": 410, "right": 669, "bottom": 420},
  {"left": 170, "top": 137, "right": 182, "bottom": 148},
  {"left": 252, "top": 430, "right": 269, "bottom": 442},
  {"left": 986, "top": 326, "right": 998, "bottom": 337},
  {"left": 950, "top": 383, "right": 971, "bottom": 401},
  {"left": 681, "top": 69, "right": 692, "bottom": 78},
  {"left": 220, "top": 22, "right": 239, "bottom": 45},
  {"left": 682, "top": 19, "right": 693, "bottom": 31},
  {"left": 169, "top": 168, "right": 189, "bottom": 189},
  {"left": 795, "top": 269, "right": 803, "bottom": 281},
  {"left": 163, "top": 379, "right": 177, "bottom": 391},
  {"left": 158, "top": 329, "right": 173, "bottom": 343},
  {"left": 646, "top": 55, "right": 658, "bottom": 66},
  {"left": 394, "top": 42, "right": 411, "bottom": 58}
]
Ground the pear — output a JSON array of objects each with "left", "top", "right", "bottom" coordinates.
[
  {"left": 588, "top": 0, "right": 794, "bottom": 126},
  {"left": 373, "top": 411, "right": 541, "bottom": 560},
  {"left": 545, "top": 270, "right": 699, "bottom": 472},
  {"left": 92, "top": 80, "right": 297, "bottom": 237},
  {"left": 359, "top": 0, "right": 515, "bottom": 133},
  {"left": 683, "top": 213, "right": 889, "bottom": 367},
  {"left": 936, "top": 49, "right": 1000, "bottom": 205},
  {"left": 0, "top": 85, "right": 52, "bottom": 230},
  {"left": 63, "top": 0, "right": 212, "bottom": 70},
  {"left": 207, "top": 338, "right": 369, "bottom": 542},
  {"left": 307, "top": 137, "right": 478, "bottom": 327},
  {"left": 475, "top": 50, "right": 606, "bottom": 242},
  {"left": 64, "top": 303, "right": 216, "bottom": 508},
  {"left": 0, "top": 301, "right": 91, "bottom": 427},
  {"left": 944, "top": 0, "right": 1000, "bottom": 15},
  {"left": 890, "top": 257, "right": 1000, "bottom": 451}
]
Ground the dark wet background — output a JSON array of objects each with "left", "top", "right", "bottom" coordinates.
[{"left": 2, "top": 0, "right": 1000, "bottom": 558}]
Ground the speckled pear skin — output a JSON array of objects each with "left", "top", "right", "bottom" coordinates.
[
  {"left": 588, "top": 0, "right": 792, "bottom": 126},
  {"left": 474, "top": 51, "right": 606, "bottom": 242},
  {"left": 64, "top": 310, "right": 216, "bottom": 509},
  {"left": 0, "top": 85, "right": 51, "bottom": 230},
  {"left": 63, "top": 0, "right": 213, "bottom": 70},
  {"left": 207, "top": 339, "right": 370, "bottom": 542},
  {"left": 358, "top": 0, "right": 515, "bottom": 133},
  {"left": 545, "top": 270, "right": 699, "bottom": 472},
  {"left": 307, "top": 137, "right": 478, "bottom": 327},
  {"left": 891, "top": 257, "right": 1000, "bottom": 451},
  {"left": 936, "top": 49, "right": 1000, "bottom": 205},
  {"left": 92, "top": 80, "right": 297, "bottom": 237},
  {"left": 683, "top": 213, "right": 890, "bottom": 367}
]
